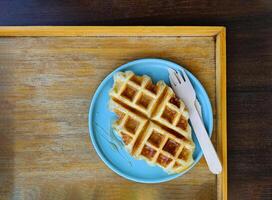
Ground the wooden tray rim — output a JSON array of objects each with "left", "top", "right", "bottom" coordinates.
[{"left": 0, "top": 26, "right": 227, "bottom": 200}]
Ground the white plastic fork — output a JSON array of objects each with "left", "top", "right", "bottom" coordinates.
[{"left": 168, "top": 68, "right": 222, "bottom": 174}]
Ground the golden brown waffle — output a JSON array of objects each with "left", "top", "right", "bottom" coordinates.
[
  {"left": 109, "top": 71, "right": 195, "bottom": 174},
  {"left": 110, "top": 71, "right": 166, "bottom": 118},
  {"left": 109, "top": 99, "right": 148, "bottom": 153},
  {"left": 152, "top": 86, "right": 191, "bottom": 139},
  {"left": 134, "top": 122, "right": 194, "bottom": 173}
]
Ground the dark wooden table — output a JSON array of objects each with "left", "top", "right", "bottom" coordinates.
[{"left": 0, "top": 1, "right": 271, "bottom": 199}]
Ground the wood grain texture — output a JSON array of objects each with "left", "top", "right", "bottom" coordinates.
[
  {"left": 0, "top": 33, "right": 221, "bottom": 200},
  {"left": 0, "top": 0, "right": 271, "bottom": 199},
  {"left": 0, "top": 26, "right": 223, "bottom": 37},
  {"left": 216, "top": 29, "right": 227, "bottom": 200}
]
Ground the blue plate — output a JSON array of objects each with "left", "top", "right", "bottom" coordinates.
[{"left": 88, "top": 58, "right": 213, "bottom": 183}]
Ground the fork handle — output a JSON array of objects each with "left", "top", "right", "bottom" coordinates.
[{"left": 188, "top": 105, "right": 222, "bottom": 174}]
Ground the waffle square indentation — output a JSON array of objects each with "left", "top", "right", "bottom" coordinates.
[
  {"left": 163, "top": 139, "right": 180, "bottom": 156},
  {"left": 176, "top": 115, "right": 187, "bottom": 130},
  {"left": 161, "top": 106, "right": 177, "bottom": 123},
  {"left": 130, "top": 75, "right": 143, "bottom": 86},
  {"left": 173, "top": 162, "right": 182, "bottom": 168},
  {"left": 136, "top": 94, "right": 152, "bottom": 109},
  {"left": 124, "top": 117, "right": 139, "bottom": 134},
  {"left": 141, "top": 145, "right": 157, "bottom": 160},
  {"left": 169, "top": 96, "right": 181, "bottom": 108},
  {"left": 178, "top": 147, "right": 190, "bottom": 161},
  {"left": 157, "top": 153, "right": 172, "bottom": 167},
  {"left": 147, "top": 130, "right": 165, "bottom": 148},
  {"left": 120, "top": 132, "right": 133, "bottom": 145},
  {"left": 145, "top": 82, "right": 157, "bottom": 94},
  {"left": 121, "top": 85, "right": 137, "bottom": 101}
]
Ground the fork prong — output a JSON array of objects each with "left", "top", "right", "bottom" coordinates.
[
  {"left": 169, "top": 72, "right": 179, "bottom": 86},
  {"left": 168, "top": 68, "right": 176, "bottom": 76},
  {"left": 173, "top": 69, "right": 184, "bottom": 84},
  {"left": 180, "top": 68, "right": 190, "bottom": 82},
  {"left": 175, "top": 70, "right": 185, "bottom": 83},
  {"left": 169, "top": 76, "right": 176, "bottom": 87},
  {"left": 168, "top": 68, "right": 179, "bottom": 85}
]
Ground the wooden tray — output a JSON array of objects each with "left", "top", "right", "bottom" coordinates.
[{"left": 0, "top": 26, "right": 227, "bottom": 200}]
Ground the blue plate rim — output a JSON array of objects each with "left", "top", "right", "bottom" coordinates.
[{"left": 88, "top": 58, "right": 213, "bottom": 183}]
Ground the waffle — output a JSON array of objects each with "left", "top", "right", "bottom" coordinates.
[
  {"left": 110, "top": 71, "right": 166, "bottom": 118},
  {"left": 109, "top": 71, "right": 195, "bottom": 173},
  {"left": 109, "top": 99, "right": 148, "bottom": 153},
  {"left": 134, "top": 122, "right": 194, "bottom": 173}
]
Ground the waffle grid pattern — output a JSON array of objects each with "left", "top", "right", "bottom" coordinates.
[{"left": 110, "top": 71, "right": 195, "bottom": 173}]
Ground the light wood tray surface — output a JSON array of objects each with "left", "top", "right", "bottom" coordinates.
[{"left": 0, "top": 26, "right": 227, "bottom": 200}]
